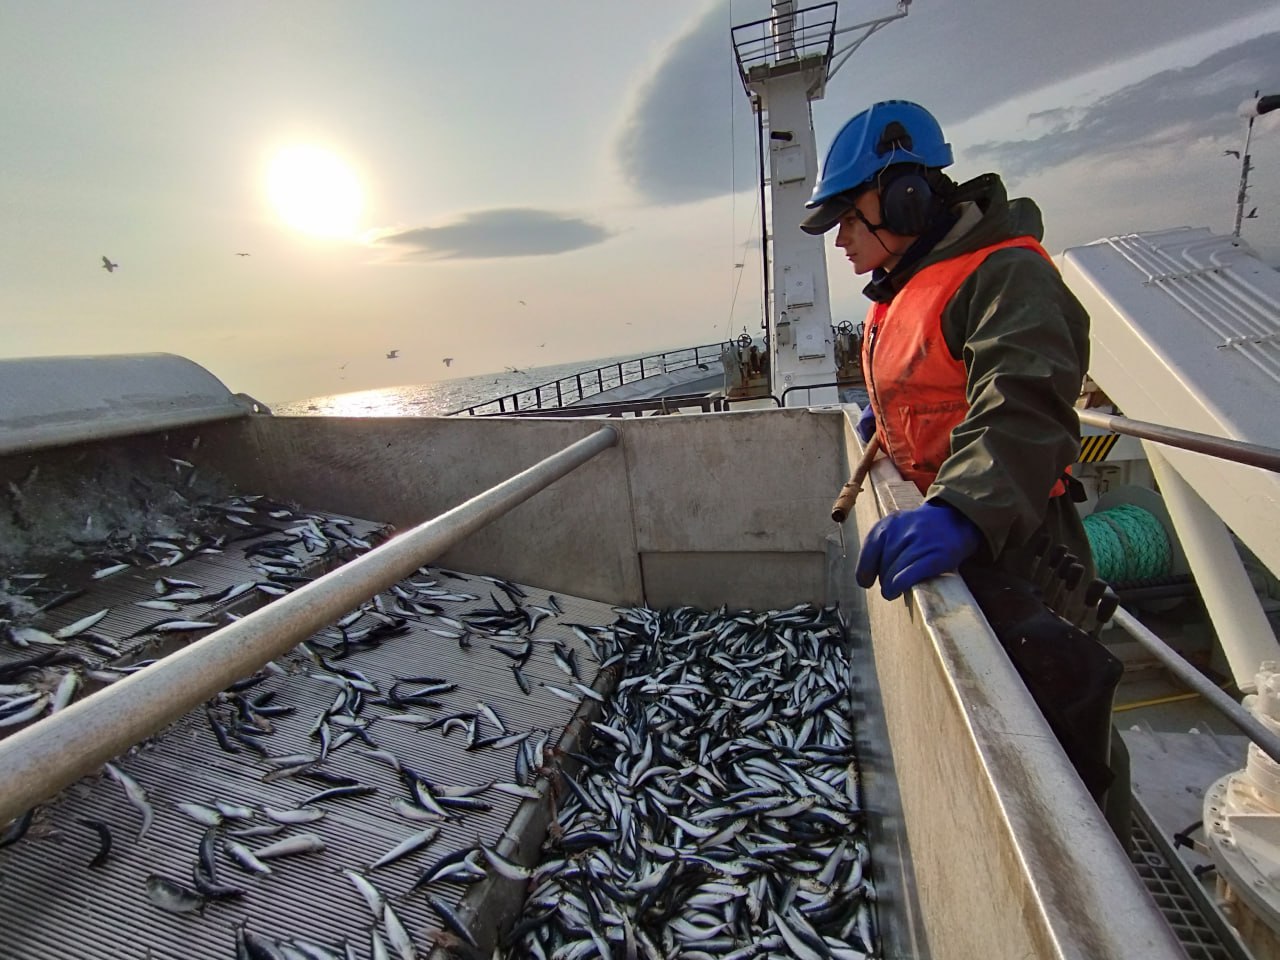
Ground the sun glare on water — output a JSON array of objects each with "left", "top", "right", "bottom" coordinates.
[{"left": 266, "top": 145, "right": 364, "bottom": 239}]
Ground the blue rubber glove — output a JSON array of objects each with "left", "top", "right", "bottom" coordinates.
[
  {"left": 855, "top": 404, "right": 877, "bottom": 444},
  {"left": 855, "top": 501, "right": 983, "bottom": 600}
]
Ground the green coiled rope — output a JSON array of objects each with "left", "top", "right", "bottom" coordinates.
[{"left": 1083, "top": 503, "right": 1172, "bottom": 583}]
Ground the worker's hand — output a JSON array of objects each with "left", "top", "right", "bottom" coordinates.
[
  {"left": 855, "top": 404, "right": 877, "bottom": 444},
  {"left": 855, "top": 501, "right": 982, "bottom": 600}
]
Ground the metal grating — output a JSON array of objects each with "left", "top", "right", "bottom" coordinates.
[
  {"left": 0, "top": 562, "right": 620, "bottom": 959},
  {"left": 1130, "top": 803, "right": 1252, "bottom": 960}
]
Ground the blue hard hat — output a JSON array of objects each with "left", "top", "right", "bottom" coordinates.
[{"left": 801, "top": 101, "right": 953, "bottom": 235}]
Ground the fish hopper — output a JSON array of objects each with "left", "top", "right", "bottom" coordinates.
[{"left": 0, "top": 351, "right": 1189, "bottom": 959}]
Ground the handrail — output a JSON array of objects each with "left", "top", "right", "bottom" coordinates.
[
  {"left": 779, "top": 380, "right": 844, "bottom": 406},
  {"left": 480, "top": 392, "right": 723, "bottom": 419},
  {"left": 448, "top": 342, "right": 731, "bottom": 417},
  {"left": 1110, "top": 606, "right": 1280, "bottom": 765},
  {"left": 1078, "top": 409, "right": 1280, "bottom": 473},
  {"left": 0, "top": 426, "right": 619, "bottom": 827}
]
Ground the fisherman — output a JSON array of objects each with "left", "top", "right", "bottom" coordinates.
[{"left": 803, "top": 101, "right": 1127, "bottom": 835}]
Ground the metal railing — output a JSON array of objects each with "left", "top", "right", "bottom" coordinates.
[
  {"left": 478, "top": 392, "right": 726, "bottom": 419},
  {"left": 0, "top": 427, "right": 619, "bottom": 827},
  {"left": 449, "top": 342, "right": 730, "bottom": 417},
  {"left": 731, "top": 2, "right": 837, "bottom": 95}
]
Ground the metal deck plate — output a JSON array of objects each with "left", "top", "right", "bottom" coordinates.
[
  {"left": 0, "top": 561, "right": 619, "bottom": 959},
  {"left": 1125, "top": 724, "right": 1256, "bottom": 960}
]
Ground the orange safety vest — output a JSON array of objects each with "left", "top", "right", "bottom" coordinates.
[{"left": 862, "top": 235, "right": 1071, "bottom": 497}]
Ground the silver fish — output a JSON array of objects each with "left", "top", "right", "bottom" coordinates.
[
  {"left": 225, "top": 838, "right": 273, "bottom": 874},
  {"left": 53, "top": 608, "right": 110, "bottom": 639},
  {"left": 369, "top": 827, "right": 438, "bottom": 871},
  {"left": 145, "top": 875, "right": 205, "bottom": 914},
  {"left": 254, "top": 832, "right": 325, "bottom": 859},
  {"left": 342, "top": 869, "right": 385, "bottom": 921},
  {"left": 104, "top": 762, "right": 153, "bottom": 839},
  {"left": 382, "top": 902, "right": 417, "bottom": 960}
]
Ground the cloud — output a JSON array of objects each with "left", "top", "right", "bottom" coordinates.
[
  {"left": 614, "top": 0, "right": 1276, "bottom": 207},
  {"left": 369, "top": 208, "right": 613, "bottom": 260},
  {"left": 614, "top": 1, "right": 761, "bottom": 206},
  {"left": 968, "top": 33, "right": 1280, "bottom": 179}
]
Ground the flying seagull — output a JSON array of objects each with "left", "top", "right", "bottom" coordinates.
[
  {"left": 518, "top": 300, "right": 526, "bottom": 306},
  {"left": 386, "top": 349, "right": 400, "bottom": 360},
  {"left": 1247, "top": 207, "right": 1259, "bottom": 219},
  {"left": 442, "top": 357, "right": 453, "bottom": 367},
  {"left": 1224, "top": 149, "right": 1241, "bottom": 159},
  {"left": 235, "top": 252, "right": 251, "bottom": 257},
  {"left": 101, "top": 256, "right": 118, "bottom": 273}
]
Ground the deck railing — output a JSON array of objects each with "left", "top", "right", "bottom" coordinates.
[{"left": 448, "top": 342, "right": 731, "bottom": 417}]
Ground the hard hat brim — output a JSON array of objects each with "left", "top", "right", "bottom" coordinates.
[{"left": 800, "top": 194, "right": 857, "bottom": 235}]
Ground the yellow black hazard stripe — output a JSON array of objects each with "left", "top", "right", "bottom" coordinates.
[{"left": 1078, "top": 433, "right": 1120, "bottom": 462}]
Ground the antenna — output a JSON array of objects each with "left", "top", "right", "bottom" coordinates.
[{"left": 1232, "top": 91, "right": 1280, "bottom": 238}]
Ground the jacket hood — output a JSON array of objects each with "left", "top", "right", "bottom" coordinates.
[{"left": 862, "top": 174, "right": 1044, "bottom": 303}]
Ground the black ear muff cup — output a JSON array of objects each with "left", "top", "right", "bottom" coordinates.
[{"left": 879, "top": 170, "right": 936, "bottom": 236}]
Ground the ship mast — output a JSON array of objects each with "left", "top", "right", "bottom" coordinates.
[{"left": 732, "top": 1, "right": 909, "bottom": 406}]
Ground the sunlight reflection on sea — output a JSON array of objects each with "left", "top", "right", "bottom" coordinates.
[{"left": 272, "top": 352, "right": 659, "bottom": 418}]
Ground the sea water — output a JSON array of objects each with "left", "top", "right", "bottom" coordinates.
[{"left": 272, "top": 350, "right": 665, "bottom": 418}]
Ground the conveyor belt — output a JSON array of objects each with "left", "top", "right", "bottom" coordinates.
[{"left": 0, "top": 550, "right": 620, "bottom": 958}]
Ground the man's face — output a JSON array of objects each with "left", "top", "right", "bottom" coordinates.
[{"left": 833, "top": 189, "right": 913, "bottom": 275}]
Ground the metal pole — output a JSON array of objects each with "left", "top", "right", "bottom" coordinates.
[
  {"left": 756, "top": 95, "right": 770, "bottom": 341},
  {"left": 1234, "top": 89, "right": 1259, "bottom": 238},
  {"left": 0, "top": 426, "right": 619, "bottom": 827},
  {"left": 1077, "top": 408, "right": 1280, "bottom": 473},
  {"left": 1110, "top": 606, "right": 1280, "bottom": 765}
]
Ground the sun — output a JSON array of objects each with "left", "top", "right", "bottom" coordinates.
[{"left": 266, "top": 145, "right": 364, "bottom": 238}]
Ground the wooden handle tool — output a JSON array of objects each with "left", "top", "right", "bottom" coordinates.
[{"left": 831, "top": 435, "right": 881, "bottom": 523}]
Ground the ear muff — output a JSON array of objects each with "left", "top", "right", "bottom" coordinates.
[{"left": 878, "top": 169, "right": 937, "bottom": 236}]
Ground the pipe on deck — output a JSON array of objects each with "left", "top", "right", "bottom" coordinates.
[
  {"left": 0, "top": 425, "right": 619, "bottom": 828},
  {"left": 1077, "top": 408, "right": 1280, "bottom": 473},
  {"left": 1110, "top": 606, "right": 1280, "bottom": 764}
]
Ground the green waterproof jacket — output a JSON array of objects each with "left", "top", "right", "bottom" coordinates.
[{"left": 866, "top": 173, "right": 1094, "bottom": 580}]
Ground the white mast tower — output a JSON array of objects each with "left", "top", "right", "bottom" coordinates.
[{"left": 732, "top": 1, "right": 910, "bottom": 406}]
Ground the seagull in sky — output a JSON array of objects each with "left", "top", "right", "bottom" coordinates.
[
  {"left": 442, "top": 357, "right": 453, "bottom": 367},
  {"left": 1247, "top": 207, "right": 1259, "bottom": 219},
  {"left": 386, "top": 349, "right": 400, "bottom": 360},
  {"left": 1224, "top": 149, "right": 1241, "bottom": 159},
  {"left": 518, "top": 300, "right": 526, "bottom": 306},
  {"left": 101, "top": 256, "right": 118, "bottom": 273},
  {"left": 537, "top": 342, "right": 545, "bottom": 348},
  {"left": 235, "top": 252, "right": 251, "bottom": 257}
]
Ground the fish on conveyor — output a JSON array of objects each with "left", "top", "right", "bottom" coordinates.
[
  {"left": 124, "top": 617, "right": 218, "bottom": 639},
  {"left": 368, "top": 826, "right": 439, "bottom": 871},
  {"left": 382, "top": 902, "right": 418, "bottom": 960},
  {"left": 145, "top": 874, "right": 206, "bottom": 914},
  {"left": 342, "top": 869, "right": 385, "bottom": 920},
  {"left": 254, "top": 832, "right": 326, "bottom": 860},
  {"left": 104, "top": 762, "right": 153, "bottom": 839},
  {"left": 77, "top": 817, "right": 112, "bottom": 868},
  {"left": 53, "top": 608, "right": 110, "bottom": 640},
  {"left": 498, "top": 603, "right": 879, "bottom": 959}
]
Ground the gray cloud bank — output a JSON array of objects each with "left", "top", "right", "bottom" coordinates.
[
  {"left": 615, "top": 0, "right": 1276, "bottom": 207},
  {"left": 970, "top": 33, "right": 1280, "bottom": 178},
  {"left": 372, "top": 208, "right": 612, "bottom": 260}
]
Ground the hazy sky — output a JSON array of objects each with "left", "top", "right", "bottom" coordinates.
[{"left": 3, "top": 1, "right": 1279, "bottom": 404}]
